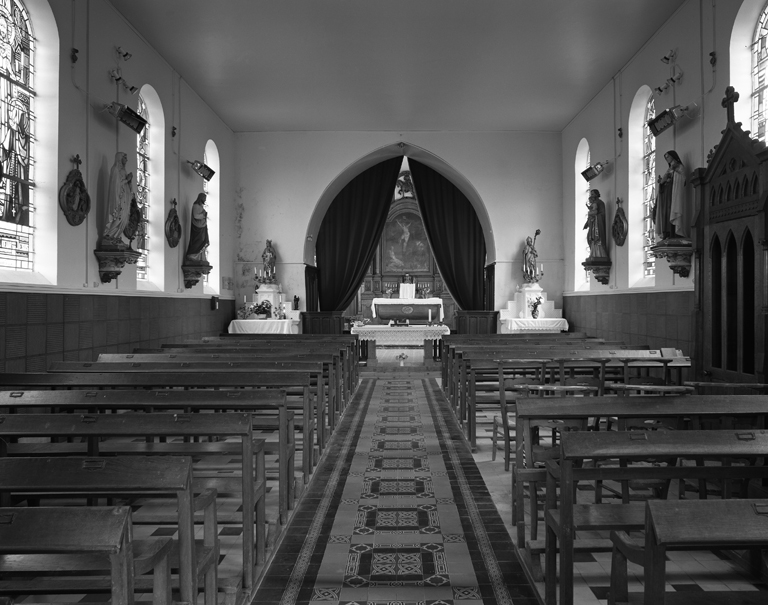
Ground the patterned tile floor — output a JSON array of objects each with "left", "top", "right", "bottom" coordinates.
[{"left": 253, "top": 377, "right": 538, "bottom": 605}]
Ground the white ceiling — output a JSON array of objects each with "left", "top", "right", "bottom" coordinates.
[{"left": 108, "top": 0, "right": 687, "bottom": 133}]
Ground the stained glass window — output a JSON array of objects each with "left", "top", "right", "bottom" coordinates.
[
  {"left": 584, "top": 150, "right": 591, "bottom": 261},
  {"left": 0, "top": 0, "right": 34, "bottom": 270},
  {"left": 201, "top": 151, "right": 208, "bottom": 283},
  {"left": 752, "top": 4, "right": 768, "bottom": 143},
  {"left": 642, "top": 95, "right": 656, "bottom": 277},
  {"left": 136, "top": 94, "right": 149, "bottom": 280}
]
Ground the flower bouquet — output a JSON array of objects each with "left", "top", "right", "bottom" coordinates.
[{"left": 529, "top": 295, "right": 543, "bottom": 319}]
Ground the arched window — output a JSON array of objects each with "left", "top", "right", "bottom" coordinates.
[
  {"left": 136, "top": 84, "right": 164, "bottom": 290},
  {"left": 203, "top": 140, "right": 219, "bottom": 295},
  {"left": 573, "top": 138, "right": 590, "bottom": 290},
  {"left": 752, "top": 3, "right": 768, "bottom": 143},
  {"left": 135, "top": 93, "right": 149, "bottom": 280},
  {"left": 642, "top": 95, "right": 656, "bottom": 276},
  {"left": 0, "top": 0, "right": 34, "bottom": 271}
]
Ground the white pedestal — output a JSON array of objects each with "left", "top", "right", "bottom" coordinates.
[{"left": 498, "top": 283, "right": 565, "bottom": 333}]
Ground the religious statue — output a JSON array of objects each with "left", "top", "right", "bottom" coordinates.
[
  {"left": 654, "top": 150, "right": 687, "bottom": 240},
  {"left": 102, "top": 152, "right": 133, "bottom": 248},
  {"left": 584, "top": 189, "right": 609, "bottom": 259},
  {"left": 184, "top": 192, "right": 209, "bottom": 264},
  {"left": 401, "top": 273, "right": 414, "bottom": 283},
  {"left": 262, "top": 239, "right": 276, "bottom": 280},
  {"left": 522, "top": 229, "right": 540, "bottom": 283}
]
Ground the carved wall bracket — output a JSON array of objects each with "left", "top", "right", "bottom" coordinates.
[
  {"left": 94, "top": 247, "right": 140, "bottom": 283},
  {"left": 582, "top": 258, "right": 611, "bottom": 285},
  {"left": 182, "top": 262, "right": 212, "bottom": 289},
  {"left": 651, "top": 238, "right": 693, "bottom": 278}
]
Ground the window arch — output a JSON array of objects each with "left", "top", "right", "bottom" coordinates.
[
  {"left": 203, "top": 139, "right": 219, "bottom": 295},
  {"left": 0, "top": 0, "right": 34, "bottom": 271},
  {"left": 752, "top": 3, "right": 768, "bottom": 142},
  {"left": 135, "top": 93, "right": 149, "bottom": 280},
  {"left": 573, "top": 138, "right": 590, "bottom": 290},
  {"left": 730, "top": 0, "right": 767, "bottom": 128},
  {"left": 628, "top": 85, "right": 656, "bottom": 286},
  {"left": 136, "top": 84, "right": 164, "bottom": 290}
]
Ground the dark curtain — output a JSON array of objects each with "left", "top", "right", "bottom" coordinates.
[
  {"left": 316, "top": 156, "right": 403, "bottom": 311},
  {"left": 409, "top": 159, "right": 486, "bottom": 310},
  {"left": 483, "top": 262, "right": 495, "bottom": 311},
  {"left": 304, "top": 265, "right": 319, "bottom": 312}
]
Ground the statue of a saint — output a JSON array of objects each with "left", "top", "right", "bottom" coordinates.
[
  {"left": 654, "top": 150, "right": 686, "bottom": 239},
  {"left": 102, "top": 152, "right": 133, "bottom": 247},
  {"left": 522, "top": 229, "right": 540, "bottom": 282},
  {"left": 262, "top": 240, "right": 276, "bottom": 279},
  {"left": 584, "top": 189, "right": 609, "bottom": 259},
  {"left": 184, "top": 193, "right": 209, "bottom": 264}
]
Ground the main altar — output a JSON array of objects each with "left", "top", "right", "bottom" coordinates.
[
  {"left": 371, "top": 297, "right": 445, "bottom": 323},
  {"left": 350, "top": 324, "right": 450, "bottom": 362}
]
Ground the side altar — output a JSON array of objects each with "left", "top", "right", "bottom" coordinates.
[{"left": 499, "top": 283, "right": 568, "bottom": 333}]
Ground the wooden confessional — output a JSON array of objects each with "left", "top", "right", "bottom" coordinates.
[{"left": 690, "top": 87, "right": 768, "bottom": 382}]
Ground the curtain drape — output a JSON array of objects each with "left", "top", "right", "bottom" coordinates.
[
  {"left": 304, "top": 265, "right": 319, "bottom": 312},
  {"left": 316, "top": 156, "right": 403, "bottom": 312},
  {"left": 409, "top": 159, "right": 486, "bottom": 311}
]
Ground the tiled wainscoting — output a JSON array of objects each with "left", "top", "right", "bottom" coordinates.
[
  {"left": 0, "top": 292, "right": 235, "bottom": 371},
  {"left": 564, "top": 290, "right": 694, "bottom": 354}
]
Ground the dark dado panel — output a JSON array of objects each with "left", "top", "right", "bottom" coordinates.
[
  {"left": 564, "top": 291, "right": 695, "bottom": 355},
  {"left": 0, "top": 292, "right": 236, "bottom": 372}
]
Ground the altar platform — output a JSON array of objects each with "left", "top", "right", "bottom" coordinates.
[
  {"left": 228, "top": 319, "right": 300, "bottom": 334},
  {"left": 351, "top": 324, "right": 450, "bottom": 362},
  {"left": 371, "top": 297, "right": 444, "bottom": 323}
]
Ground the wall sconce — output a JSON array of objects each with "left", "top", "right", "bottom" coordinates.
[
  {"left": 581, "top": 161, "right": 609, "bottom": 182},
  {"left": 116, "top": 46, "right": 132, "bottom": 61},
  {"left": 187, "top": 160, "right": 215, "bottom": 181},
  {"left": 646, "top": 103, "right": 698, "bottom": 137},
  {"left": 661, "top": 49, "right": 676, "bottom": 64},
  {"left": 105, "top": 102, "right": 148, "bottom": 135}
]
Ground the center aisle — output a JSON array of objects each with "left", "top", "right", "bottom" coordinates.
[{"left": 254, "top": 377, "right": 538, "bottom": 605}]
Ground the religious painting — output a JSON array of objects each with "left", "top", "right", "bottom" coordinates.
[{"left": 382, "top": 211, "right": 430, "bottom": 273}]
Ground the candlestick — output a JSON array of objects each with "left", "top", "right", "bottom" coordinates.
[{"left": 428, "top": 309, "right": 432, "bottom": 323}]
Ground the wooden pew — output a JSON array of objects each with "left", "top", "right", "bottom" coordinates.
[
  {"left": 100, "top": 350, "right": 344, "bottom": 429},
  {"left": 545, "top": 429, "right": 768, "bottom": 605},
  {"left": 0, "top": 456, "right": 215, "bottom": 605},
  {"left": 0, "top": 412, "right": 264, "bottom": 594},
  {"left": 0, "top": 388, "right": 295, "bottom": 526},
  {"left": 611, "top": 499, "right": 768, "bottom": 605},
  {"left": 0, "top": 506, "right": 173, "bottom": 605},
  {"left": 148, "top": 344, "right": 348, "bottom": 420},
  {"left": 0, "top": 371, "right": 317, "bottom": 483}
]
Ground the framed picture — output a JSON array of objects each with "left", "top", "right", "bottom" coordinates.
[{"left": 382, "top": 211, "right": 430, "bottom": 273}]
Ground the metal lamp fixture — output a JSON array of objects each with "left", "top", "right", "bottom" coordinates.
[
  {"left": 647, "top": 103, "right": 698, "bottom": 137},
  {"left": 187, "top": 160, "right": 215, "bottom": 181},
  {"left": 581, "top": 161, "right": 609, "bottom": 182},
  {"left": 105, "top": 102, "right": 147, "bottom": 135}
]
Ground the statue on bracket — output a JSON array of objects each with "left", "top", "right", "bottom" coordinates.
[
  {"left": 181, "top": 192, "right": 212, "bottom": 288},
  {"left": 654, "top": 150, "right": 687, "bottom": 240},
  {"left": 164, "top": 198, "right": 182, "bottom": 248},
  {"left": 522, "top": 229, "right": 541, "bottom": 283},
  {"left": 582, "top": 189, "right": 612, "bottom": 285},
  {"left": 58, "top": 154, "right": 90, "bottom": 226},
  {"left": 93, "top": 151, "right": 140, "bottom": 283},
  {"left": 101, "top": 152, "right": 134, "bottom": 249},
  {"left": 262, "top": 239, "right": 276, "bottom": 281}
]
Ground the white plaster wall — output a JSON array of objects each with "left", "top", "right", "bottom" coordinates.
[
  {"left": 24, "top": 0, "right": 237, "bottom": 299},
  {"left": 561, "top": 0, "right": 744, "bottom": 296},
  {"left": 234, "top": 131, "right": 562, "bottom": 312}
]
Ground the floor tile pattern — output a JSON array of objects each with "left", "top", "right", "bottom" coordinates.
[{"left": 253, "top": 377, "right": 537, "bottom": 605}]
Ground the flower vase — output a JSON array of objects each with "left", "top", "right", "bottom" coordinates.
[{"left": 531, "top": 309, "right": 540, "bottom": 320}]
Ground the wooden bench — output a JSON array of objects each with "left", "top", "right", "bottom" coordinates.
[
  {"left": 0, "top": 411, "right": 264, "bottom": 594},
  {"left": 0, "top": 456, "right": 216, "bottom": 605},
  {"left": 0, "top": 371, "right": 317, "bottom": 483},
  {"left": 0, "top": 506, "right": 173, "bottom": 605},
  {"left": 545, "top": 430, "right": 768, "bottom": 605},
  {"left": 610, "top": 499, "right": 768, "bottom": 605},
  {"left": 0, "top": 388, "right": 295, "bottom": 526}
]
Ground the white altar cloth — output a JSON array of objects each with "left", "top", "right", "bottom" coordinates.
[
  {"left": 371, "top": 297, "right": 444, "bottom": 322},
  {"left": 351, "top": 324, "right": 450, "bottom": 345},
  {"left": 228, "top": 319, "right": 300, "bottom": 334},
  {"left": 506, "top": 318, "right": 569, "bottom": 333}
]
